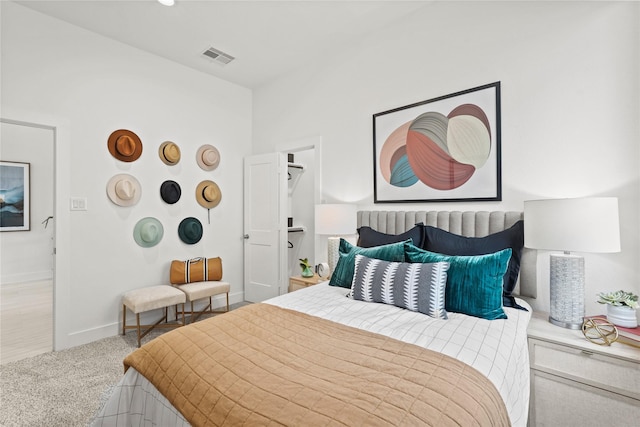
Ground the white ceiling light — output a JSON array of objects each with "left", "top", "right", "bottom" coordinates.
[{"left": 157, "top": 0, "right": 175, "bottom": 6}]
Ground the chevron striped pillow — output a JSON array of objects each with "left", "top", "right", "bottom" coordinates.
[{"left": 351, "top": 254, "right": 450, "bottom": 319}]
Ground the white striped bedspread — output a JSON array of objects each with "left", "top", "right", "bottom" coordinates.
[{"left": 92, "top": 282, "right": 531, "bottom": 426}]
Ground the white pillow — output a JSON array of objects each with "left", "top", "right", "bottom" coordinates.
[{"left": 351, "top": 254, "right": 449, "bottom": 320}]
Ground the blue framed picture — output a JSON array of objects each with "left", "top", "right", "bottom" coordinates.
[{"left": 0, "top": 161, "right": 31, "bottom": 231}]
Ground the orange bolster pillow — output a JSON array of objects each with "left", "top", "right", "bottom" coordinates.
[{"left": 170, "top": 257, "right": 222, "bottom": 285}]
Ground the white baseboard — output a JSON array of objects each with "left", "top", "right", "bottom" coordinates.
[
  {"left": 1, "top": 270, "right": 53, "bottom": 286},
  {"left": 61, "top": 291, "right": 245, "bottom": 350}
]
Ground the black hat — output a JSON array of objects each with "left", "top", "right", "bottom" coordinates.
[{"left": 160, "top": 180, "right": 181, "bottom": 204}]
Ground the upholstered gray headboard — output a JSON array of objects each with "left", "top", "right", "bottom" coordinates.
[{"left": 357, "top": 211, "right": 537, "bottom": 299}]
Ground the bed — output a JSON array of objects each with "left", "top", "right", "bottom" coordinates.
[{"left": 91, "top": 211, "right": 535, "bottom": 427}]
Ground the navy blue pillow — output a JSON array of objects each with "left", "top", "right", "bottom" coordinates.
[
  {"left": 357, "top": 224, "right": 424, "bottom": 248},
  {"left": 421, "top": 220, "right": 525, "bottom": 310}
]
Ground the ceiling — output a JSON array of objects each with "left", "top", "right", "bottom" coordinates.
[{"left": 15, "top": 0, "right": 431, "bottom": 89}]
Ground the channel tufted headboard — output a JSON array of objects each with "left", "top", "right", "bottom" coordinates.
[{"left": 357, "top": 210, "right": 537, "bottom": 299}]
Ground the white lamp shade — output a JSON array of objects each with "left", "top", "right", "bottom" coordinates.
[
  {"left": 315, "top": 204, "right": 357, "bottom": 236},
  {"left": 524, "top": 197, "right": 620, "bottom": 253}
]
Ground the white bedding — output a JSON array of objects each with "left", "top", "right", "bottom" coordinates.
[{"left": 92, "top": 282, "right": 531, "bottom": 426}]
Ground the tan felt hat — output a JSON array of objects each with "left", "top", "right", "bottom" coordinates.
[
  {"left": 107, "top": 174, "right": 142, "bottom": 207},
  {"left": 158, "top": 141, "right": 181, "bottom": 165},
  {"left": 196, "top": 144, "right": 220, "bottom": 171},
  {"left": 108, "top": 129, "right": 143, "bottom": 162},
  {"left": 195, "top": 180, "right": 221, "bottom": 209}
]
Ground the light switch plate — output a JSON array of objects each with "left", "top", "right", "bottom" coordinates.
[{"left": 70, "top": 197, "right": 87, "bottom": 211}]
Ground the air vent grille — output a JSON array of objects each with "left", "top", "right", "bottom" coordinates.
[{"left": 202, "top": 47, "right": 235, "bottom": 65}]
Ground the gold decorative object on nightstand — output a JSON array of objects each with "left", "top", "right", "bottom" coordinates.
[{"left": 288, "top": 274, "right": 324, "bottom": 292}]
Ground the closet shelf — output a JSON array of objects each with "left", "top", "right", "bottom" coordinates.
[{"left": 287, "top": 162, "right": 305, "bottom": 195}]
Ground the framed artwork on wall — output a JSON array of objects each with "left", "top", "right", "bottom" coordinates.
[
  {"left": 373, "top": 82, "right": 502, "bottom": 203},
  {"left": 0, "top": 161, "right": 31, "bottom": 231}
]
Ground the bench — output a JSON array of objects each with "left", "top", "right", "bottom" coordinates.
[
  {"left": 174, "top": 281, "right": 230, "bottom": 323},
  {"left": 122, "top": 285, "right": 186, "bottom": 347}
]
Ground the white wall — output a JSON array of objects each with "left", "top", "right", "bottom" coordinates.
[
  {"left": 253, "top": 1, "right": 640, "bottom": 316},
  {"left": 1, "top": 2, "right": 252, "bottom": 349}
]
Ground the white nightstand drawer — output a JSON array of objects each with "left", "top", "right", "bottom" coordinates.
[
  {"left": 529, "top": 338, "right": 640, "bottom": 399},
  {"left": 531, "top": 371, "right": 640, "bottom": 427}
]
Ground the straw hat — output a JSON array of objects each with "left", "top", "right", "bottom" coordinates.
[
  {"left": 158, "top": 141, "right": 181, "bottom": 165},
  {"left": 160, "top": 180, "right": 181, "bottom": 204},
  {"left": 106, "top": 174, "right": 142, "bottom": 206},
  {"left": 133, "top": 217, "right": 164, "bottom": 248},
  {"left": 178, "top": 217, "right": 203, "bottom": 244},
  {"left": 196, "top": 144, "right": 220, "bottom": 171},
  {"left": 195, "top": 180, "right": 221, "bottom": 209},
  {"left": 107, "top": 129, "right": 143, "bottom": 162}
]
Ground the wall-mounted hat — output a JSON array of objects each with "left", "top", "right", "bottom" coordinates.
[
  {"left": 196, "top": 144, "right": 220, "bottom": 171},
  {"left": 178, "top": 217, "right": 203, "bottom": 244},
  {"left": 106, "top": 174, "right": 142, "bottom": 206},
  {"left": 158, "top": 141, "right": 181, "bottom": 165},
  {"left": 196, "top": 180, "right": 221, "bottom": 209},
  {"left": 133, "top": 217, "right": 164, "bottom": 248},
  {"left": 160, "top": 180, "right": 181, "bottom": 204},
  {"left": 108, "top": 129, "right": 143, "bottom": 162}
]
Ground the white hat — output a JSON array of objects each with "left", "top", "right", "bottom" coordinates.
[
  {"left": 106, "top": 174, "right": 142, "bottom": 207},
  {"left": 196, "top": 144, "right": 220, "bottom": 171}
]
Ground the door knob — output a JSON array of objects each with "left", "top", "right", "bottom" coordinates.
[{"left": 243, "top": 234, "right": 250, "bottom": 239}]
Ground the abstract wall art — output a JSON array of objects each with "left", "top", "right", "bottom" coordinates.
[
  {"left": 373, "top": 82, "right": 501, "bottom": 203},
  {"left": 0, "top": 161, "right": 30, "bottom": 231}
]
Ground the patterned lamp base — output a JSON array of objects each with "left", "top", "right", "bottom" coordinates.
[
  {"left": 549, "top": 253, "right": 585, "bottom": 329},
  {"left": 327, "top": 236, "right": 341, "bottom": 276}
]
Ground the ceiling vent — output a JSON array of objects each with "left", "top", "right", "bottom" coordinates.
[{"left": 202, "top": 47, "right": 235, "bottom": 65}]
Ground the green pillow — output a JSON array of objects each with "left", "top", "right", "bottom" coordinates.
[
  {"left": 404, "top": 242, "right": 511, "bottom": 320},
  {"left": 328, "top": 239, "right": 408, "bottom": 288}
]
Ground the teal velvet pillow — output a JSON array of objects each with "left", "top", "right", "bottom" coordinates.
[
  {"left": 328, "top": 239, "right": 408, "bottom": 288},
  {"left": 404, "top": 242, "right": 511, "bottom": 320}
]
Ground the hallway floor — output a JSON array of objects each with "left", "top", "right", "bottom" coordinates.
[{"left": 0, "top": 280, "right": 53, "bottom": 364}]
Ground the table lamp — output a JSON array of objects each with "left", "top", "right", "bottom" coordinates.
[
  {"left": 524, "top": 197, "right": 621, "bottom": 329},
  {"left": 315, "top": 204, "right": 357, "bottom": 275}
]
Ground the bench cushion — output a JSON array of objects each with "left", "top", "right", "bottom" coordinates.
[
  {"left": 123, "top": 285, "right": 185, "bottom": 314},
  {"left": 175, "top": 281, "right": 230, "bottom": 302}
]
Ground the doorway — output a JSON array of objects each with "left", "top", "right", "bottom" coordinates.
[
  {"left": 285, "top": 146, "right": 317, "bottom": 277},
  {"left": 277, "top": 136, "right": 322, "bottom": 278},
  {"left": 0, "top": 119, "right": 55, "bottom": 363}
]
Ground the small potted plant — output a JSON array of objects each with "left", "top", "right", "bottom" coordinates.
[
  {"left": 299, "top": 258, "right": 314, "bottom": 278},
  {"left": 597, "top": 290, "right": 639, "bottom": 328}
]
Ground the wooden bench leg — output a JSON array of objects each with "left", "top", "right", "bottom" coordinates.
[
  {"left": 136, "top": 313, "right": 142, "bottom": 348},
  {"left": 123, "top": 303, "right": 186, "bottom": 348},
  {"left": 189, "top": 296, "right": 227, "bottom": 323},
  {"left": 210, "top": 293, "right": 229, "bottom": 314}
]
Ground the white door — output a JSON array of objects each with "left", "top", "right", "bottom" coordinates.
[{"left": 243, "top": 153, "right": 287, "bottom": 302}]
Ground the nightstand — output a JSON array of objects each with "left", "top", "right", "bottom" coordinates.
[
  {"left": 288, "top": 274, "right": 324, "bottom": 292},
  {"left": 527, "top": 311, "right": 640, "bottom": 426}
]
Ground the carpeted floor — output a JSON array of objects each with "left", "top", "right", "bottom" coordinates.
[{"left": 0, "top": 303, "right": 249, "bottom": 427}]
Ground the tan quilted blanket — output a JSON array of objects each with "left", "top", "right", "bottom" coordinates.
[{"left": 124, "top": 303, "right": 509, "bottom": 426}]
